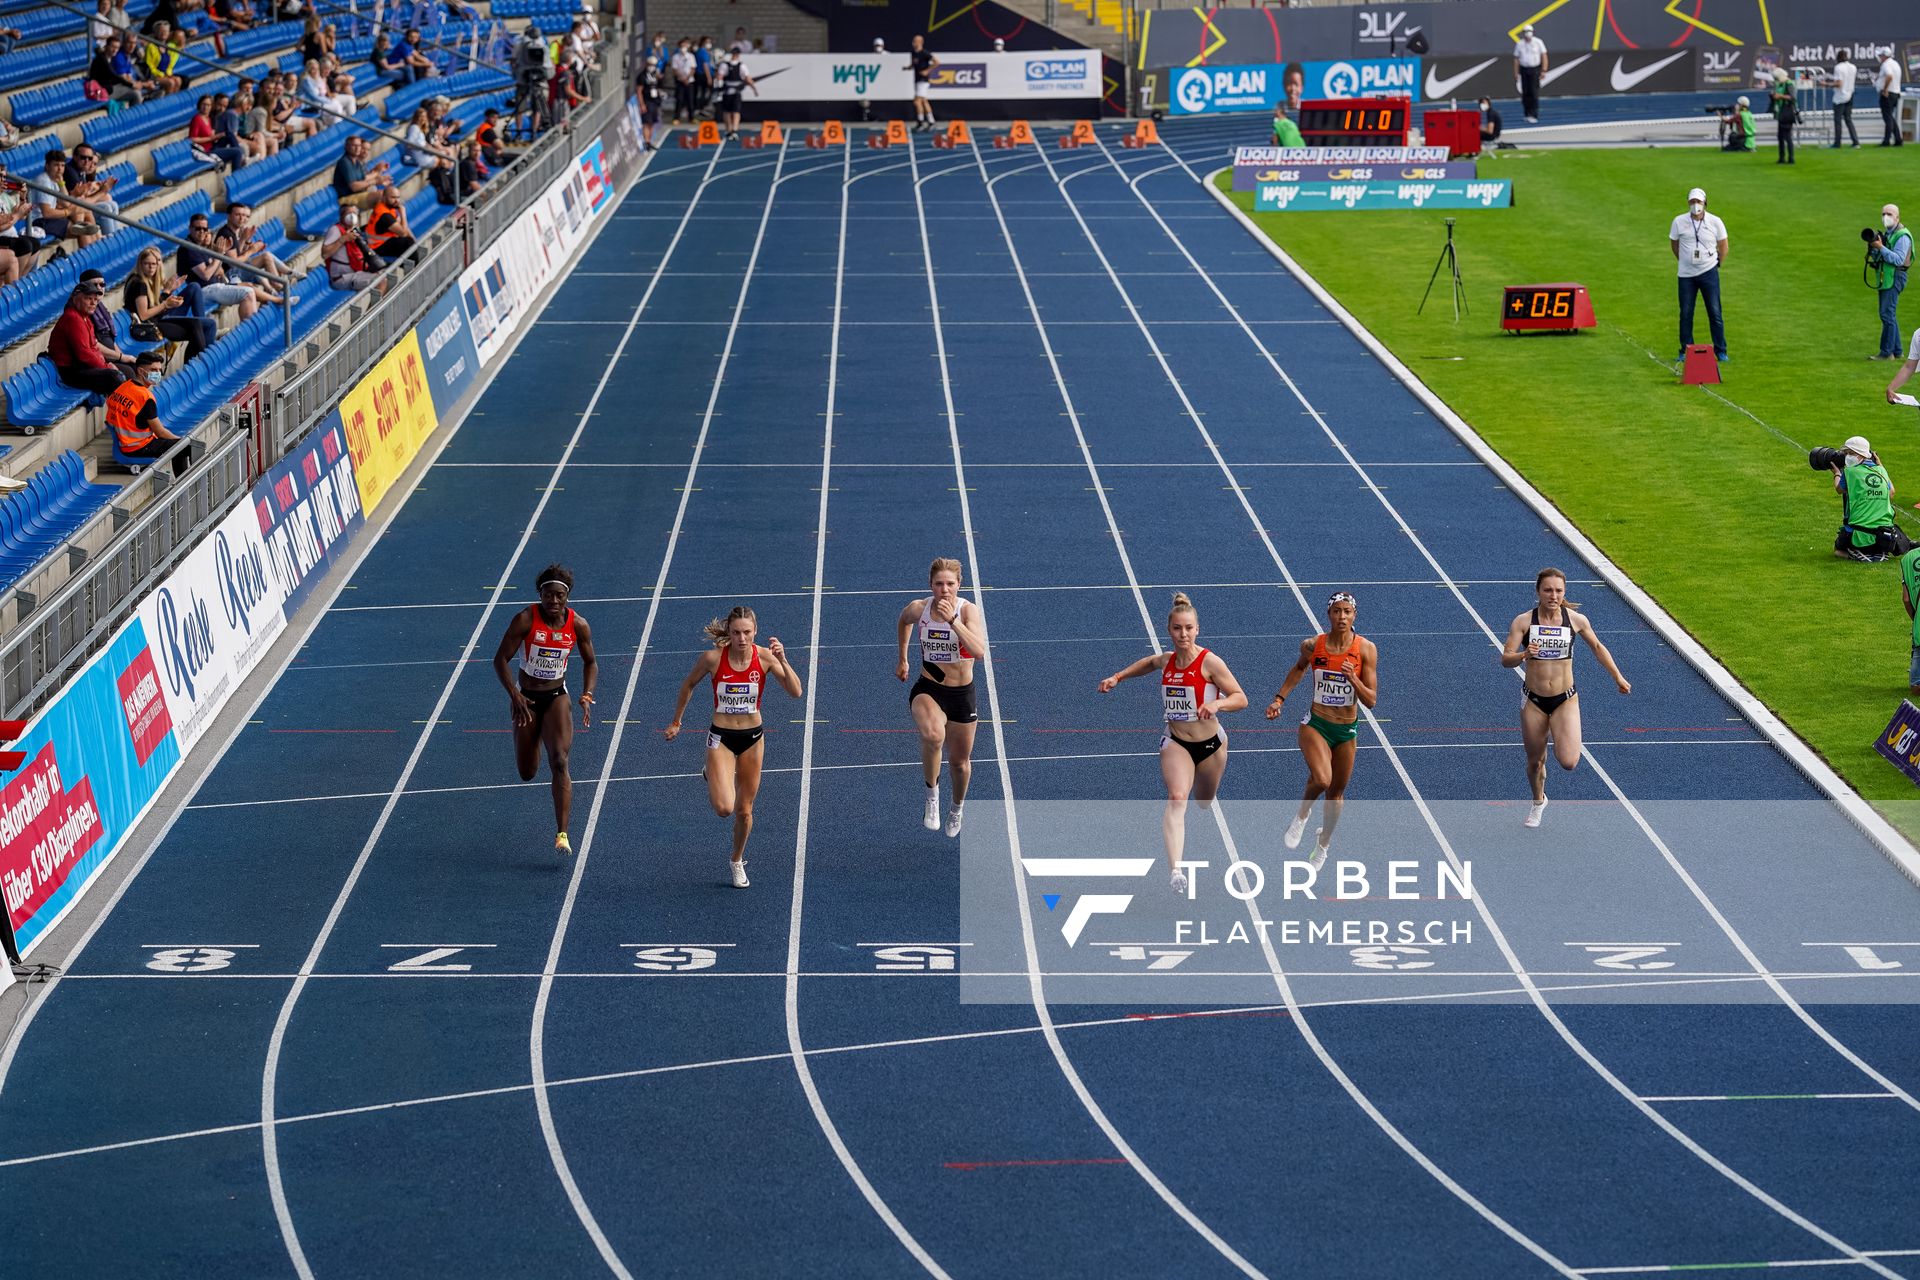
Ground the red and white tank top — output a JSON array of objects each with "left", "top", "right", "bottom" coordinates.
[
  {"left": 712, "top": 645, "right": 765, "bottom": 717},
  {"left": 918, "top": 597, "right": 974, "bottom": 666},
  {"left": 1161, "top": 648, "right": 1215, "bottom": 723},
  {"left": 520, "top": 607, "right": 576, "bottom": 683},
  {"left": 1309, "top": 633, "right": 1364, "bottom": 709}
]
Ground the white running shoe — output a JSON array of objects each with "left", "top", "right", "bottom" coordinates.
[
  {"left": 1523, "top": 798, "right": 1548, "bottom": 829},
  {"left": 730, "top": 859, "right": 750, "bottom": 888},
  {"left": 1308, "top": 841, "right": 1329, "bottom": 870},
  {"left": 944, "top": 805, "right": 964, "bottom": 838},
  {"left": 1171, "top": 869, "right": 1187, "bottom": 896},
  {"left": 923, "top": 788, "right": 941, "bottom": 831},
  {"left": 1283, "top": 816, "right": 1307, "bottom": 850}
]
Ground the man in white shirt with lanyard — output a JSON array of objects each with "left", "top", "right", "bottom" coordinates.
[
  {"left": 1670, "top": 186, "right": 1729, "bottom": 362},
  {"left": 1513, "top": 23, "right": 1547, "bottom": 123},
  {"left": 1876, "top": 47, "right": 1903, "bottom": 146},
  {"left": 1831, "top": 54, "right": 1860, "bottom": 147}
]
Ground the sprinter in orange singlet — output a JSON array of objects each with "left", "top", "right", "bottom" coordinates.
[{"left": 1268, "top": 591, "right": 1377, "bottom": 868}]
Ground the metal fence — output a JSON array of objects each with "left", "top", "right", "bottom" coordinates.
[
  {"left": 0, "top": 428, "right": 253, "bottom": 716},
  {"left": 0, "top": 38, "right": 632, "bottom": 718}
]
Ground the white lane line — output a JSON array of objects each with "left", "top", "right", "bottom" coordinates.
[
  {"left": 935, "top": 135, "right": 1268, "bottom": 1279},
  {"left": 525, "top": 137, "right": 807, "bottom": 1280},
  {"left": 1640, "top": 1094, "right": 1898, "bottom": 1103},
  {"left": 783, "top": 133, "right": 949, "bottom": 1276},
  {"left": 9, "top": 971, "right": 1860, "bottom": 1175},
  {"left": 1082, "top": 135, "right": 1906, "bottom": 1279},
  {"left": 253, "top": 139, "right": 735, "bottom": 1280},
  {"left": 1002, "top": 138, "right": 1579, "bottom": 1278},
  {"left": 1127, "top": 144, "right": 1920, "bottom": 1120}
]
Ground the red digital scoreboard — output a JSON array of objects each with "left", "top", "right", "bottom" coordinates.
[
  {"left": 1501, "top": 284, "right": 1596, "bottom": 333},
  {"left": 1297, "top": 98, "right": 1411, "bottom": 147}
]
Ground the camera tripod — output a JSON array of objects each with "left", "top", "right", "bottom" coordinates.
[{"left": 1419, "top": 217, "right": 1467, "bottom": 320}]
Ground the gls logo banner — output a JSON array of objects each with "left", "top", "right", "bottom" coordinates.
[{"left": 929, "top": 62, "right": 986, "bottom": 89}]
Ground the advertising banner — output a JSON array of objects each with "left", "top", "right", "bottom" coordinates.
[
  {"left": 1232, "top": 144, "right": 1458, "bottom": 189},
  {"left": 417, "top": 283, "right": 479, "bottom": 416},
  {"left": 1253, "top": 177, "right": 1513, "bottom": 210},
  {"left": 1875, "top": 700, "right": 1920, "bottom": 787},
  {"left": 1169, "top": 59, "right": 1418, "bottom": 116},
  {"left": 339, "top": 330, "right": 437, "bottom": 515},
  {"left": 0, "top": 619, "right": 182, "bottom": 955},
  {"left": 133, "top": 500, "right": 289, "bottom": 755},
  {"left": 742, "top": 51, "right": 1101, "bottom": 102},
  {"left": 254, "top": 416, "right": 365, "bottom": 620},
  {"left": 1420, "top": 49, "right": 1696, "bottom": 101}
]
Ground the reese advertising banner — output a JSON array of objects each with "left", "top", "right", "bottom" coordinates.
[
  {"left": 1254, "top": 178, "right": 1513, "bottom": 210},
  {"left": 0, "top": 619, "right": 182, "bottom": 956},
  {"left": 133, "top": 500, "right": 290, "bottom": 754},
  {"left": 253, "top": 417, "right": 365, "bottom": 620}
]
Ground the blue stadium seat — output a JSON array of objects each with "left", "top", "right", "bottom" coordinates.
[
  {"left": 223, "top": 110, "right": 378, "bottom": 208},
  {"left": 0, "top": 453, "right": 120, "bottom": 584},
  {"left": 0, "top": 358, "right": 88, "bottom": 432},
  {"left": 0, "top": 191, "right": 210, "bottom": 352},
  {"left": 0, "top": 37, "right": 84, "bottom": 91},
  {"left": 381, "top": 65, "right": 512, "bottom": 121},
  {"left": 12, "top": 79, "right": 94, "bottom": 130},
  {"left": 98, "top": 161, "right": 163, "bottom": 209},
  {"left": 151, "top": 139, "right": 217, "bottom": 184},
  {"left": 0, "top": 135, "right": 67, "bottom": 180},
  {"left": 291, "top": 186, "right": 340, "bottom": 239},
  {"left": 223, "top": 19, "right": 301, "bottom": 58}
]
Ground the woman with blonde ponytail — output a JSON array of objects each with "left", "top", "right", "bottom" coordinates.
[
  {"left": 1098, "top": 592, "right": 1247, "bottom": 894},
  {"left": 895, "top": 557, "right": 987, "bottom": 837},
  {"left": 666, "top": 605, "right": 803, "bottom": 887}
]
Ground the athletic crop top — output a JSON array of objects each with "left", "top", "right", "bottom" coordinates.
[
  {"left": 1527, "top": 608, "right": 1576, "bottom": 662},
  {"left": 520, "top": 607, "right": 576, "bottom": 683},
  {"left": 918, "top": 597, "right": 974, "bottom": 669},
  {"left": 1161, "top": 648, "right": 1216, "bottom": 722},
  {"left": 713, "top": 645, "right": 765, "bottom": 716},
  {"left": 1309, "top": 634, "right": 1364, "bottom": 709}
]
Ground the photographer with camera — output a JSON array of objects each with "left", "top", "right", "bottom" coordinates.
[
  {"left": 1813, "top": 436, "right": 1912, "bottom": 561},
  {"left": 1718, "top": 96, "right": 1757, "bottom": 151},
  {"left": 1866, "top": 204, "right": 1911, "bottom": 360},
  {"left": 1670, "top": 186, "right": 1729, "bottom": 363}
]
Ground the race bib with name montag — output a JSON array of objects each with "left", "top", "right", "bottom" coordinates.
[{"left": 716, "top": 680, "right": 758, "bottom": 715}]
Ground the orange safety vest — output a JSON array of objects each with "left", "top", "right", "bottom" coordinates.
[
  {"left": 106, "top": 379, "right": 157, "bottom": 451},
  {"left": 366, "top": 201, "right": 400, "bottom": 250}
]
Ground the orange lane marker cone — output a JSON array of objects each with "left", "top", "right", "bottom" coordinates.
[
  {"left": 1132, "top": 118, "right": 1159, "bottom": 145},
  {"left": 697, "top": 120, "right": 721, "bottom": 146},
  {"left": 886, "top": 119, "right": 911, "bottom": 145},
  {"left": 823, "top": 120, "right": 846, "bottom": 145},
  {"left": 1008, "top": 120, "right": 1034, "bottom": 147},
  {"left": 1071, "top": 120, "right": 1095, "bottom": 143},
  {"left": 760, "top": 120, "right": 784, "bottom": 145},
  {"left": 945, "top": 120, "right": 971, "bottom": 145}
]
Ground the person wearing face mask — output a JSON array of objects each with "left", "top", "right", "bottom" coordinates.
[
  {"left": 322, "top": 198, "right": 389, "bottom": 294},
  {"left": 1821, "top": 435, "right": 1909, "bottom": 561},
  {"left": 1477, "top": 96, "right": 1503, "bottom": 149},
  {"left": 106, "top": 351, "right": 190, "bottom": 476},
  {"left": 714, "top": 47, "right": 755, "bottom": 142},
  {"left": 1669, "top": 186, "right": 1729, "bottom": 363},
  {"left": 1868, "top": 204, "right": 1911, "bottom": 361}
]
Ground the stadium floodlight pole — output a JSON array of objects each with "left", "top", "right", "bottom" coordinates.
[
  {"left": 32, "top": 0, "right": 461, "bottom": 167},
  {"left": 10, "top": 172, "right": 301, "bottom": 351}
]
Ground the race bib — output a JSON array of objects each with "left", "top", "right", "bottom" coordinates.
[
  {"left": 715, "top": 679, "right": 758, "bottom": 715},
  {"left": 1312, "top": 668, "right": 1355, "bottom": 708},
  {"left": 1529, "top": 625, "right": 1572, "bottom": 661},
  {"left": 523, "top": 644, "right": 567, "bottom": 682},
  {"left": 922, "top": 624, "right": 960, "bottom": 664},
  {"left": 1163, "top": 684, "right": 1198, "bottom": 722}
]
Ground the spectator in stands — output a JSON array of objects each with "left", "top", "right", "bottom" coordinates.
[
  {"left": 365, "top": 189, "right": 415, "bottom": 259},
  {"left": 165, "top": 26, "right": 192, "bottom": 89},
  {"left": 216, "top": 201, "right": 293, "bottom": 284},
  {"left": 327, "top": 71, "right": 358, "bottom": 119},
  {"left": 300, "top": 11, "right": 333, "bottom": 65},
  {"left": 209, "top": 92, "right": 254, "bottom": 168},
  {"left": 179, "top": 211, "right": 282, "bottom": 314},
  {"left": 265, "top": 80, "right": 320, "bottom": 141},
  {"left": 33, "top": 154, "right": 102, "bottom": 249},
  {"left": 141, "top": 0, "right": 178, "bottom": 35},
  {"left": 108, "top": 352, "right": 190, "bottom": 476},
  {"left": 387, "top": 28, "right": 435, "bottom": 86},
  {"left": 90, "top": 0, "right": 121, "bottom": 46},
  {"left": 563, "top": 19, "right": 595, "bottom": 76},
  {"left": 0, "top": 167, "right": 39, "bottom": 283},
  {"left": 401, "top": 104, "right": 442, "bottom": 168},
  {"left": 368, "top": 33, "right": 391, "bottom": 72},
  {"left": 235, "top": 90, "right": 280, "bottom": 159},
  {"left": 215, "top": 0, "right": 255, "bottom": 36},
  {"left": 77, "top": 270, "right": 138, "bottom": 381},
  {"left": 191, "top": 95, "right": 236, "bottom": 168},
  {"left": 333, "top": 135, "right": 394, "bottom": 211},
  {"left": 46, "top": 281, "right": 127, "bottom": 397},
  {"left": 65, "top": 147, "right": 121, "bottom": 227},
  {"left": 729, "top": 26, "right": 750, "bottom": 57},
  {"left": 0, "top": 244, "right": 26, "bottom": 288},
  {"left": 89, "top": 33, "right": 146, "bottom": 107},
  {"left": 550, "top": 54, "right": 588, "bottom": 125},
  {"left": 0, "top": 20, "right": 21, "bottom": 56},
  {"left": 1478, "top": 96, "right": 1503, "bottom": 149},
  {"left": 322, "top": 199, "right": 390, "bottom": 294},
  {"left": 125, "top": 245, "right": 215, "bottom": 360},
  {"left": 671, "top": 37, "right": 695, "bottom": 123},
  {"left": 300, "top": 58, "right": 330, "bottom": 103},
  {"left": 143, "top": 22, "right": 185, "bottom": 95}
]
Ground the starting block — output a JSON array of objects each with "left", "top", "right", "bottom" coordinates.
[
  {"left": 933, "top": 134, "right": 954, "bottom": 149},
  {"left": 805, "top": 131, "right": 824, "bottom": 149},
  {"left": 741, "top": 136, "right": 764, "bottom": 149},
  {"left": 992, "top": 134, "right": 1010, "bottom": 148},
  {"left": 867, "top": 133, "right": 889, "bottom": 149},
  {"left": 679, "top": 133, "right": 698, "bottom": 149},
  {"left": 1058, "top": 134, "right": 1081, "bottom": 149}
]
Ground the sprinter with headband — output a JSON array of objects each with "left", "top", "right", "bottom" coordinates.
[
  {"left": 493, "top": 564, "right": 598, "bottom": 856},
  {"left": 1268, "top": 591, "right": 1377, "bottom": 867}
]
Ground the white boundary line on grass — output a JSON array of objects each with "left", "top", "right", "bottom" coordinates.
[{"left": 1197, "top": 164, "right": 1920, "bottom": 894}]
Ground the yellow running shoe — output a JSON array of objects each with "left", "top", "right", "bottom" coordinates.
[{"left": 556, "top": 831, "right": 573, "bottom": 856}]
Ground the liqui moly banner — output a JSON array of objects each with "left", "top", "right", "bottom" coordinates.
[{"left": 1232, "top": 144, "right": 1453, "bottom": 190}]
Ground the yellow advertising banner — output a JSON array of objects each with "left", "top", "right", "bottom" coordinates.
[{"left": 339, "top": 329, "right": 437, "bottom": 514}]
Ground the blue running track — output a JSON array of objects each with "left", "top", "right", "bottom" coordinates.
[{"left": 0, "top": 117, "right": 1917, "bottom": 1279}]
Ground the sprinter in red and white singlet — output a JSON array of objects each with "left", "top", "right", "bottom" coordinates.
[{"left": 492, "top": 564, "right": 597, "bottom": 856}]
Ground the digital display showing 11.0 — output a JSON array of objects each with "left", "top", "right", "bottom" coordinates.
[{"left": 1297, "top": 99, "right": 1409, "bottom": 141}]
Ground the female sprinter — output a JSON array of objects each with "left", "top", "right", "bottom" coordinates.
[
  {"left": 492, "top": 564, "right": 597, "bottom": 855},
  {"left": 1500, "top": 567, "right": 1631, "bottom": 828},
  {"left": 895, "top": 557, "right": 986, "bottom": 838},
  {"left": 666, "top": 606, "right": 803, "bottom": 887},
  {"left": 1267, "top": 591, "right": 1377, "bottom": 869},
  {"left": 1098, "top": 592, "right": 1247, "bottom": 894}
]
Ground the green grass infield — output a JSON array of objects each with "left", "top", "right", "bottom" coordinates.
[{"left": 1216, "top": 144, "right": 1920, "bottom": 825}]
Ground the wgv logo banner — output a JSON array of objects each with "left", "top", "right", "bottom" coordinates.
[{"left": 1255, "top": 178, "right": 1511, "bottom": 211}]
